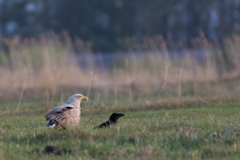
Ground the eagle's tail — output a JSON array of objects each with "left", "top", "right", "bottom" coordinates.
[{"left": 47, "top": 119, "right": 56, "bottom": 128}]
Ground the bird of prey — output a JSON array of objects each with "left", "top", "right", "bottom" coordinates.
[
  {"left": 45, "top": 93, "right": 88, "bottom": 129},
  {"left": 94, "top": 113, "right": 125, "bottom": 129}
]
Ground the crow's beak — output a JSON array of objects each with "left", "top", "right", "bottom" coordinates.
[{"left": 120, "top": 113, "right": 125, "bottom": 117}]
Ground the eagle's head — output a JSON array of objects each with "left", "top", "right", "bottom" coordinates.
[{"left": 66, "top": 93, "right": 88, "bottom": 107}]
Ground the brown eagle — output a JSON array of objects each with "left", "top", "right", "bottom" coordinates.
[{"left": 45, "top": 94, "right": 88, "bottom": 129}]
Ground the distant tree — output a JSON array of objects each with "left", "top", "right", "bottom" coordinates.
[{"left": 0, "top": 0, "right": 240, "bottom": 52}]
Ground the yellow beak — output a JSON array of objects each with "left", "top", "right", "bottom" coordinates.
[{"left": 81, "top": 96, "right": 88, "bottom": 101}]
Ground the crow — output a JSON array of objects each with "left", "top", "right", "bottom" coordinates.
[{"left": 94, "top": 113, "right": 125, "bottom": 129}]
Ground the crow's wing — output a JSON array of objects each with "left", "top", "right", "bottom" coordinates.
[{"left": 94, "top": 121, "right": 111, "bottom": 129}]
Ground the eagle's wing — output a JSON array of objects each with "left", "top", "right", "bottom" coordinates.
[{"left": 45, "top": 104, "right": 74, "bottom": 129}]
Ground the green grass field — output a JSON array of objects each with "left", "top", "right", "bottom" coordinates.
[{"left": 1, "top": 99, "right": 240, "bottom": 160}]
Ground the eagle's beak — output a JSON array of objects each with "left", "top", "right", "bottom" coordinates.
[{"left": 81, "top": 96, "right": 88, "bottom": 101}]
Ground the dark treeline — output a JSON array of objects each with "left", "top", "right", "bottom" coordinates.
[{"left": 0, "top": 0, "right": 239, "bottom": 52}]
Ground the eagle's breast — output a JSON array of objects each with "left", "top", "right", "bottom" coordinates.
[{"left": 67, "top": 109, "right": 81, "bottom": 126}]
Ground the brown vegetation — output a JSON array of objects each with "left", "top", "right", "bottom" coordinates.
[{"left": 0, "top": 33, "right": 240, "bottom": 100}]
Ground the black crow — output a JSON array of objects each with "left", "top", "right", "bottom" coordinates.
[{"left": 94, "top": 113, "right": 125, "bottom": 129}]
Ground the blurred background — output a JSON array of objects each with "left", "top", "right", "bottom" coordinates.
[{"left": 0, "top": 0, "right": 240, "bottom": 107}]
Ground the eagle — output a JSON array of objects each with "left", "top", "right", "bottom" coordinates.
[
  {"left": 45, "top": 94, "right": 88, "bottom": 129},
  {"left": 94, "top": 113, "right": 125, "bottom": 129}
]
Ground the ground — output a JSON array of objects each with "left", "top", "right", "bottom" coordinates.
[{"left": 0, "top": 99, "right": 240, "bottom": 160}]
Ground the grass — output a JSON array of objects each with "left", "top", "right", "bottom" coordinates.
[
  {"left": 2, "top": 33, "right": 240, "bottom": 159},
  {"left": 1, "top": 100, "right": 240, "bottom": 159}
]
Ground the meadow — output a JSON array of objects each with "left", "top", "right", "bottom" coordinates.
[
  {"left": 1, "top": 33, "right": 240, "bottom": 159},
  {"left": 1, "top": 99, "right": 240, "bottom": 160}
]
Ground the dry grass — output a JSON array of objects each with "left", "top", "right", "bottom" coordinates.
[{"left": 0, "top": 32, "right": 240, "bottom": 100}]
